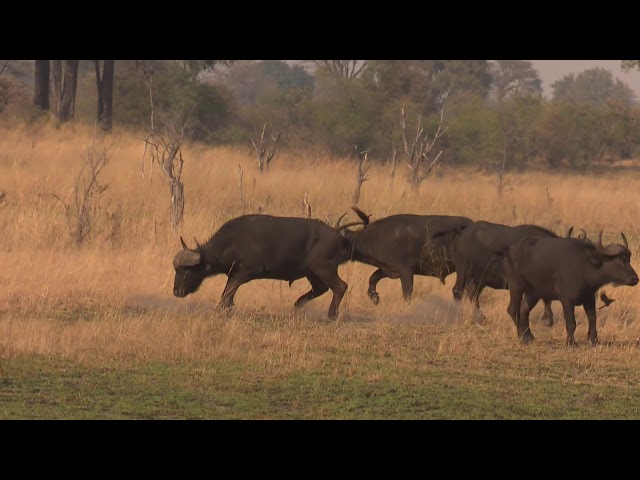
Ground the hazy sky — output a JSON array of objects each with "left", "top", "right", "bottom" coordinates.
[{"left": 527, "top": 60, "right": 640, "bottom": 99}]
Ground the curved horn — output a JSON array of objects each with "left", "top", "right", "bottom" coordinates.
[
  {"left": 596, "top": 230, "right": 625, "bottom": 256},
  {"left": 180, "top": 236, "right": 189, "bottom": 250},
  {"left": 621, "top": 232, "right": 629, "bottom": 249},
  {"left": 596, "top": 230, "right": 604, "bottom": 252},
  {"left": 335, "top": 213, "right": 347, "bottom": 230},
  {"left": 565, "top": 226, "right": 574, "bottom": 238},
  {"left": 351, "top": 206, "right": 371, "bottom": 226},
  {"left": 194, "top": 237, "right": 203, "bottom": 250},
  {"left": 337, "top": 221, "right": 365, "bottom": 232}
]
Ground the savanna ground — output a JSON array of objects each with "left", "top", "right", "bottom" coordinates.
[{"left": 2, "top": 123, "right": 640, "bottom": 419}]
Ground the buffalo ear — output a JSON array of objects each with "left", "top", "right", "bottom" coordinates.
[{"left": 180, "top": 236, "right": 189, "bottom": 250}]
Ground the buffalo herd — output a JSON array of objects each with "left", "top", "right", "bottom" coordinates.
[{"left": 173, "top": 208, "right": 637, "bottom": 346}]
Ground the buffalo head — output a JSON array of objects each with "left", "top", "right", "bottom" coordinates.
[
  {"left": 173, "top": 237, "right": 210, "bottom": 297},
  {"left": 591, "top": 231, "right": 639, "bottom": 287}
]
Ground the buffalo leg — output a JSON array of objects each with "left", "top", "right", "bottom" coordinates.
[
  {"left": 399, "top": 269, "right": 414, "bottom": 302},
  {"left": 452, "top": 268, "right": 468, "bottom": 301},
  {"left": 522, "top": 294, "right": 541, "bottom": 325},
  {"left": 542, "top": 299, "right": 554, "bottom": 327},
  {"left": 583, "top": 295, "right": 598, "bottom": 346},
  {"left": 507, "top": 281, "right": 533, "bottom": 344},
  {"left": 219, "top": 273, "right": 250, "bottom": 310},
  {"left": 520, "top": 294, "right": 540, "bottom": 334},
  {"left": 561, "top": 301, "right": 578, "bottom": 346},
  {"left": 294, "top": 274, "right": 329, "bottom": 310},
  {"left": 308, "top": 264, "right": 347, "bottom": 320},
  {"left": 367, "top": 269, "right": 388, "bottom": 306},
  {"left": 466, "top": 280, "right": 487, "bottom": 323}
]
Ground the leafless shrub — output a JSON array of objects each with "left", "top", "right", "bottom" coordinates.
[
  {"left": 251, "top": 123, "right": 281, "bottom": 173},
  {"left": 45, "top": 141, "right": 111, "bottom": 246},
  {"left": 353, "top": 147, "right": 370, "bottom": 204},
  {"left": 546, "top": 186, "right": 554, "bottom": 207},
  {"left": 401, "top": 105, "right": 448, "bottom": 191},
  {"left": 389, "top": 146, "right": 398, "bottom": 181},
  {"left": 237, "top": 164, "right": 244, "bottom": 203},
  {"left": 138, "top": 65, "right": 190, "bottom": 232}
]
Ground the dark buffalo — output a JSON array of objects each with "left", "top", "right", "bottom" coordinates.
[
  {"left": 452, "top": 221, "right": 575, "bottom": 324},
  {"left": 339, "top": 207, "right": 473, "bottom": 304},
  {"left": 173, "top": 214, "right": 362, "bottom": 319},
  {"left": 503, "top": 231, "right": 638, "bottom": 345}
]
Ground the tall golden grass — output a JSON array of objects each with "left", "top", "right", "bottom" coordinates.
[{"left": 2, "top": 122, "right": 640, "bottom": 365}]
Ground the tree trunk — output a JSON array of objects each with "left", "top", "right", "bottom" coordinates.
[
  {"left": 95, "top": 60, "right": 115, "bottom": 131},
  {"left": 33, "top": 60, "right": 50, "bottom": 110},
  {"left": 51, "top": 60, "right": 62, "bottom": 111},
  {"left": 58, "top": 60, "right": 79, "bottom": 123}
]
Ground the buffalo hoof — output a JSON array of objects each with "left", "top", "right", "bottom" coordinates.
[
  {"left": 566, "top": 337, "right": 579, "bottom": 347},
  {"left": 368, "top": 291, "right": 380, "bottom": 306},
  {"left": 588, "top": 337, "right": 598, "bottom": 347},
  {"left": 519, "top": 329, "right": 535, "bottom": 344}
]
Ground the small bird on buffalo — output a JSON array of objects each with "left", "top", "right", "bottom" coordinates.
[{"left": 599, "top": 292, "right": 616, "bottom": 309}]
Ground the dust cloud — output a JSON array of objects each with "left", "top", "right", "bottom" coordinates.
[
  {"left": 126, "top": 294, "right": 215, "bottom": 315},
  {"left": 124, "top": 293, "right": 468, "bottom": 325},
  {"left": 383, "top": 295, "right": 466, "bottom": 325}
]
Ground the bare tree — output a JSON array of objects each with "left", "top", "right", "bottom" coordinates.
[
  {"left": 237, "top": 164, "right": 244, "bottom": 203},
  {"left": 389, "top": 146, "right": 398, "bottom": 181},
  {"left": 48, "top": 60, "right": 78, "bottom": 121},
  {"left": 0, "top": 60, "right": 9, "bottom": 77},
  {"left": 251, "top": 123, "right": 281, "bottom": 173},
  {"left": 353, "top": 147, "right": 371, "bottom": 204},
  {"left": 497, "top": 135, "right": 507, "bottom": 198},
  {"left": 33, "top": 60, "right": 50, "bottom": 110},
  {"left": 51, "top": 60, "right": 62, "bottom": 112},
  {"left": 313, "top": 60, "right": 368, "bottom": 79},
  {"left": 95, "top": 60, "right": 115, "bottom": 132},
  {"left": 401, "top": 106, "right": 448, "bottom": 191},
  {"left": 139, "top": 63, "right": 190, "bottom": 231}
]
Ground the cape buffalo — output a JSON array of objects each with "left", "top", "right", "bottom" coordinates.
[
  {"left": 452, "top": 221, "right": 574, "bottom": 324},
  {"left": 173, "top": 214, "right": 362, "bottom": 319},
  {"left": 503, "top": 231, "right": 638, "bottom": 346},
  {"left": 339, "top": 207, "right": 473, "bottom": 305}
]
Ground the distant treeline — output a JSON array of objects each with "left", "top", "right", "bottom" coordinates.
[{"left": 2, "top": 59, "right": 640, "bottom": 169}]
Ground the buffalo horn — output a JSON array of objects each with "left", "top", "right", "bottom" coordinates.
[
  {"left": 180, "top": 236, "right": 189, "bottom": 250},
  {"left": 596, "top": 230, "right": 604, "bottom": 252},
  {"left": 596, "top": 230, "right": 624, "bottom": 256},
  {"left": 565, "top": 226, "right": 574, "bottom": 238},
  {"left": 621, "top": 232, "right": 629, "bottom": 249},
  {"left": 337, "top": 221, "right": 365, "bottom": 232},
  {"left": 335, "top": 213, "right": 347, "bottom": 229},
  {"left": 351, "top": 206, "right": 371, "bottom": 225}
]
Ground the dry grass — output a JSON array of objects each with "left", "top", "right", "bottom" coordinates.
[{"left": 2, "top": 122, "right": 640, "bottom": 368}]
